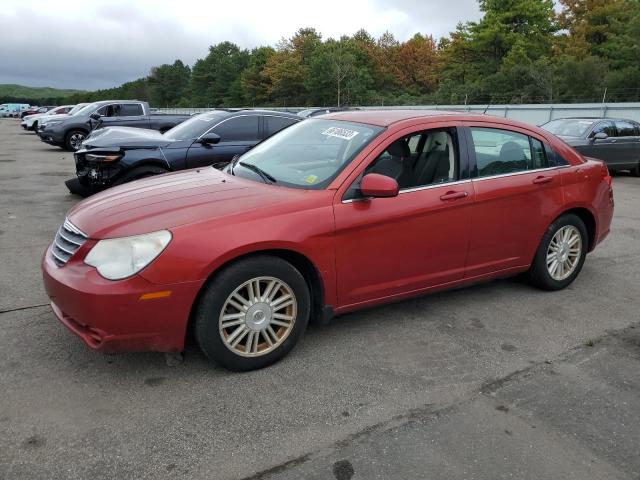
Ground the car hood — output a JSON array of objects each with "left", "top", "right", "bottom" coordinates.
[
  {"left": 83, "top": 126, "right": 172, "bottom": 149},
  {"left": 40, "top": 113, "right": 72, "bottom": 123},
  {"left": 67, "top": 167, "right": 321, "bottom": 238}
]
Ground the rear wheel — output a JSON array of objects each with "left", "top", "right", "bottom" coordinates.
[
  {"left": 194, "top": 256, "right": 310, "bottom": 371},
  {"left": 528, "top": 214, "right": 588, "bottom": 291},
  {"left": 64, "top": 129, "right": 87, "bottom": 151},
  {"left": 631, "top": 161, "right": 640, "bottom": 177}
]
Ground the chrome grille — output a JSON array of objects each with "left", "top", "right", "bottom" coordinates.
[{"left": 51, "top": 219, "right": 87, "bottom": 267}]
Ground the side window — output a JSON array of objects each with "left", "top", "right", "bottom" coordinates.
[
  {"left": 119, "top": 104, "right": 143, "bottom": 116},
  {"left": 544, "top": 143, "right": 569, "bottom": 167},
  {"left": 530, "top": 138, "right": 548, "bottom": 169},
  {"left": 364, "top": 129, "right": 458, "bottom": 190},
  {"left": 470, "top": 128, "right": 547, "bottom": 177},
  {"left": 213, "top": 116, "right": 260, "bottom": 142},
  {"left": 98, "top": 104, "right": 118, "bottom": 117},
  {"left": 614, "top": 120, "right": 636, "bottom": 137},
  {"left": 591, "top": 121, "right": 615, "bottom": 137},
  {"left": 265, "top": 116, "right": 297, "bottom": 137}
]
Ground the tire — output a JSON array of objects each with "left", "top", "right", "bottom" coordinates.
[
  {"left": 631, "top": 162, "right": 640, "bottom": 177},
  {"left": 528, "top": 213, "right": 588, "bottom": 291},
  {"left": 64, "top": 129, "right": 88, "bottom": 151},
  {"left": 112, "top": 165, "right": 169, "bottom": 186},
  {"left": 31, "top": 121, "right": 38, "bottom": 131},
  {"left": 194, "top": 255, "right": 310, "bottom": 371}
]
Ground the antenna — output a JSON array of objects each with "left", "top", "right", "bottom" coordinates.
[{"left": 483, "top": 101, "right": 492, "bottom": 114}]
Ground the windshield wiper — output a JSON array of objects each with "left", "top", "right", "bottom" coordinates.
[{"left": 238, "top": 161, "right": 276, "bottom": 184}]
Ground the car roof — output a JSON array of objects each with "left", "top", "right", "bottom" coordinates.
[
  {"left": 92, "top": 100, "right": 144, "bottom": 105},
  {"left": 322, "top": 109, "right": 504, "bottom": 127},
  {"left": 549, "top": 117, "right": 638, "bottom": 123},
  {"left": 224, "top": 109, "right": 300, "bottom": 119}
]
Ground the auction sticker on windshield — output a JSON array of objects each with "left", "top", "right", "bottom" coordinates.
[{"left": 322, "top": 127, "right": 359, "bottom": 140}]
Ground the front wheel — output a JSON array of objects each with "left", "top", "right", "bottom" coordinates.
[
  {"left": 194, "top": 256, "right": 310, "bottom": 371},
  {"left": 528, "top": 213, "right": 588, "bottom": 291},
  {"left": 64, "top": 129, "right": 87, "bottom": 151}
]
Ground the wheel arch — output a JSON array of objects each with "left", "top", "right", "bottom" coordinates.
[
  {"left": 560, "top": 207, "right": 597, "bottom": 252},
  {"left": 184, "top": 248, "right": 327, "bottom": 345}
]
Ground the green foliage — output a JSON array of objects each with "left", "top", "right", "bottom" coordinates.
[
  {"left": 6, "top": 0, "right": 640, "bottom": 107},
  {"left": 0, "top": 84, "right": 84, "bottom": 105}
]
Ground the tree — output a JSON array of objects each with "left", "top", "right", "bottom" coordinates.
[{"left": 148, "top": 60, "right": 191, "bottom": 107}]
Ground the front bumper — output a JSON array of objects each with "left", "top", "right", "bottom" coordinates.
[
  {"left": 38, "top": 126, "right": 65, "bottom": 145},
  {"left": 42, "top": 245, "right": 201, "bottom": 353},
  {"left": 75, "top": 152, "right": 125, "bottom": 187}
]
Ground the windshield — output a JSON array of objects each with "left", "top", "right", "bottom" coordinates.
[
  {"left": 542, "top": 119, "right": 595, "bottom": 137},
  {"left": 164, "top": 111, "right": 226, "bottom": 141},
  {"left": 232, "top": 119, "right": 384, "bottom": 189},
  {"left": 73, "top": 102, "right": 102, "bottom": 116},
  {"left": 68, "top": 103, "right": 88, "bottom": 115}
]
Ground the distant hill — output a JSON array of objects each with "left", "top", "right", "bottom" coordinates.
[{"left": 0, "top": 84, "right": 85, "bottom": 103}]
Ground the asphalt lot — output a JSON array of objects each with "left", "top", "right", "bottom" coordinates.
[{"left": 0, "top": 117, "right": 639, "bottom": 480}]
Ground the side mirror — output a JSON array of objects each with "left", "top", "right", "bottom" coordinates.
[
  {"left": 593, "top": 132, "right": 608, "bottom": 141},
  {"left": 360, "top": 173, "right": 399, "bottom": 198},
  {"left": 198, "top": 132, "right": 221, "bottom": 145},
  {"left": 90, "top": 113, "right": 101, "bottom": 121}
]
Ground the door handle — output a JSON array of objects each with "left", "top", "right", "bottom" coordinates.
[
  {"left": 532, "top": 176, "right": 553, "bottom": 185},
  {"left": 439, "top": 191, "right": 468, "bottom": 201}
]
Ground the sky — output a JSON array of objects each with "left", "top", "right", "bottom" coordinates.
[{"left": 0, "top": 0, "right": 482, "bottom": 91}]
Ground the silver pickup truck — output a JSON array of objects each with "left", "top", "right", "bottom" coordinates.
[{"left": 37, "top": 100, "right": 190, "bottom": 151}]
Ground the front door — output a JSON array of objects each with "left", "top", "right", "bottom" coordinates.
[
  {"left": 186, "top": 115, "right": 261, "bottom": 169},
  {"left": 333, "top": 125, "right": 474, "bottom": 308}
]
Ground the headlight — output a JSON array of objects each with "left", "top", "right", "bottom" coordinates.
[
  {"left": 86, "top": 153, "right": 122, "bottom": 163},
  {"left": 84, "top": 230, "right": 172, "bottom": 280}
]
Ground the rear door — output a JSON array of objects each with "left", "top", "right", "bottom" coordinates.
[
  {"left": 612, "top": 120, "right": 640, "bottom": 169},
  {"left": 186, "top": 115, "right": 261, "bottom": 169},
  {"left": 463, "top": 123, "right": 564, "bottom": 277}
]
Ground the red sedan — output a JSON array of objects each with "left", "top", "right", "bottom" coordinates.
[{"left": 42, "top": 110, "right": 614, "bottom": 371}]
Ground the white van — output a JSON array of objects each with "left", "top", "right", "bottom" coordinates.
[{"left": 0, "top": 104, "right": 31, "bottom": 118}]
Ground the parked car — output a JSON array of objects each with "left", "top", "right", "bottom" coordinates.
[
  {"left": 37, "top": 100, "right": 190, "bottom": 151},
  {"left": 298, "top": 107, "right": 360, "bottom": 118},
  {"left": 21, "top": 105, "right": 75, "bottom": 131},
  {"left": 69, "top": 110, "right": 301, "bottom": 195},
  {"left": 42, "top": 110, "right": 614, "bottom": 371},
  {"left": 0, "top": 103, "right": 30, "bottom": 118},
  {"left": 541, "top": 117, "right": 640, "bottom": 175},
  {"left": 21, "top": 106, "right": 51, "bottom": 118},
  {"left": 37, "top": 103, "right": 89, "bottom": 127}
]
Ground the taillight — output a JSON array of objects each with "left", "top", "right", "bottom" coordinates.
[{"left": 600, "top": 162, "right": 612, "bottom": 187}]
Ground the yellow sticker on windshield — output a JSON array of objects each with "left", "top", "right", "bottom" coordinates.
[{"left": 304, "top": 174, "right": 318, "bottom": 184}]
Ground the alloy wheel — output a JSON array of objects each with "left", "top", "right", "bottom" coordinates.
[
  {"left": 546, "top": 225, "right": 582, "bottom": 281},
  {"left": 69, "top": 133, "right": 85, "bottom": 150},
  {"left": 219, "top": 276, "right": 297, "bottom": 357}
]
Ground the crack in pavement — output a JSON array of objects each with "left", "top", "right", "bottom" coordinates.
[
  {"left": 239, "top": 321, "right": 640, "bottom": 480},
  {"left": 0, "top": 303, "right": 49, "bottom": 315}
]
